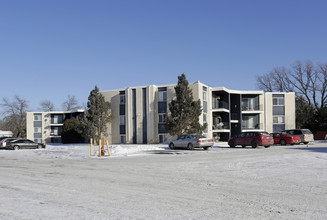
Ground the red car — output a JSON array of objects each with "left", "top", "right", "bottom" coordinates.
[
  {"left": 228, "top": 132, "right": 274, "bottom": 148},
  {"left": 270, "top": 132, "right": 301, "bottom": 145}
]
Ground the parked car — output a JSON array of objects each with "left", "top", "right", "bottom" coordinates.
[
  {"left": 270, "top": 132, "right": 301, "bottom": 145},
  {"left": 283, "top": 129, "right": 314, "bottom": 144},
  {"left": 228, "top": 132, "right": 274, "bottom": 148},
  {"left": 6, "top": 139, "right": 45, "bottom": 150},
  {"left": 0, "top": 136, "right": 10, "bottom": 141},
  {"left": 0, "top": 137, "right": 18, "bottom": 149},
  {"left": 169, "top": 134, "right": 214, "bottom": 150}
]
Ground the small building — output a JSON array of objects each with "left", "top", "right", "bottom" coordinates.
[
  {"left": 0, "top": 130, "right": 13, "bottom": 137},
  {"left": 26, "top": 110, "right": 84, "bottom": 143},
  {"left": 101, "top": 81, "right": 296, "bottom": 144}
]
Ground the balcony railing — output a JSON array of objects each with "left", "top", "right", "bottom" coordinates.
[
  {"left": 50, "top": 132, "right": 61, "bottom": 136},
  {"left": 212, "top": 101, "right": 229, "bottom": 110},
  {"left": 242, "top": 104, "right": 263, "bottom": 111},
  {"left": 212, "top": 122, "right": 230, "bottom": 130},
  {"left": 242, "top": 123, "right": 263, "bottom": 130}
]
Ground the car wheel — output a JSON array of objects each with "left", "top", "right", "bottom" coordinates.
[
  {"left": 203, "top": 147, "right": 209, "bottom": 150},
  {"left": 251, "top": 141, "right": 258, "bottom": 148},
  {"left": 169, "top": 143, "right": 174, "bottom": 150},
  {"left": 229, "top": 141, "right": 236, "bottom": 148},
  {"left": 280, "top": 140, "right": 287, "bottom": 145},
  {"left": 14, "top": 145, "right": 20, "bottom": 151},
  {"left": 187, "top": 143, "right": 194, "bottom": 150}
]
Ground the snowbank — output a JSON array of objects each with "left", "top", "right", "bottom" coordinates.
[
  {"left": 8, "top": 142, "right": 220, "bottom": 159},
  {"left": 1, "top": 142, "right": 228, "bottom": 159}
]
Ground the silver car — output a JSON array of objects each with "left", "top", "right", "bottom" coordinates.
[
  {"left": 6, "top": 139, "right": 45, "bottom": 150},
  {"left": 0, "top": 137, "right": 18, "bottom": 148},
  {"left": 169, "top": 134, "right": 214, "bottom": 150}
]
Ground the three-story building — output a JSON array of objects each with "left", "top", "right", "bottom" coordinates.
[{"left": 101, "top": 81, "right": 295, "bottom": 144}]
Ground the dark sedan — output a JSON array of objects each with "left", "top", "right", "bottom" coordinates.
[{"left": 6, "top": 139, "right": 45, "bottom": 150}]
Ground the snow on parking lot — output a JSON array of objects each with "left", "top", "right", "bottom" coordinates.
[{"left": 0, "top": 142, "right": 327, "bottom": 219}]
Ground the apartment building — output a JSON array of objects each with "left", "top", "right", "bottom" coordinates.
[
  {"left": 101, "top": 81, "right": 296, "bottom": 144},
  {"left": 26, "top": 110, "right": 84, "bottom": 143}
]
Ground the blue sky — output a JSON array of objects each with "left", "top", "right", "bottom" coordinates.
[{"left": 1, "top": 0, "right": 327, "bottom": 111}]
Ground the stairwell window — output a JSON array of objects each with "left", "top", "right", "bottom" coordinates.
[
  {"left": 272, "top": 94, "right": 285, "bottom": 132},
  {"left": 159, "top": 90, "right": 167, "bottom": 102},
  {"left": 159, "top": 113, "right": 166, "bottom": 124},
  {"left": 120, "top": 115, "right": 125, "bottom": 125},
  {"left": 120, "top": 94, "right": 125, "bottom": 104},
  {"left": 120, "top": 135, "right": 126, "bottom": 144}
]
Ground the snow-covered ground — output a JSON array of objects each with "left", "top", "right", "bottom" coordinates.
[{"left": 0, "top": 142, "right": 327, "bottom": 219}]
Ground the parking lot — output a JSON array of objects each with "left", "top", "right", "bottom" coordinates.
[{"left": 0, "top": 142, "right": 327, "bottom": 219}]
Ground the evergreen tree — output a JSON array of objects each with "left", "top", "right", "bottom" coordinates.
[
  {"left": 62, "top": 117, "right": 84, "bottom": 143},
  {"left": 165, "top": 74, "right": 206, "bottom": 136},
  {"left": 81, "top": 86, "right": 111, "bottom": 141},
  {"left": 295, "top": 96, "right": 315, "bottom": 129}
]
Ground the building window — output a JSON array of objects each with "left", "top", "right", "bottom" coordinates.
[
  {"left": 203, "top": 89, "right": 208, "bottom": 113},
  {"left": 120, "top": 115, "right": 125, "bottom": 125},
  {"left": 51, "top": 115, "right": 63, "bottom": 124},
  {"left": 203, "top": 113, "right": 207, "bottom": 123},
  {"left": 34, "top": 114, "right": 42, "bottom": 121},
  {"left": 242, "top": 96, "right": 259, "bottom": 111},
  {"left": 159, "top": 91, "right": 167, "bottom": 102},
  {"left": 242, "top": 115, "right": 259, "bottom": 129},
  {"left": 203, "top": 87, "right": 207, "bottom": 100},
  {"left": 34, "top": 127, "right": 42, "bottom": 133},
  {"left": 159, "top": 134, "right": 167, "bottom": 143},
  {"left": 159, "top": 113, "right": 166, "bottom": 123},
  {"left": 273, "top": 116, "right": 285, "bottom": 124},
  {"left": 120, "top": 94, "right": 125, "bottom": 104},
  {"left": 120, "top": 135, "right": 126, "bottom": 144},
  {"left": 273, "top": 95, "right": 284, "bottom": 106},
  {"left": 272, "top": 94, "right": 285, "bottom": 132},
  {"left": 51, "top": 127, "right": 62, "bottom": 136}
]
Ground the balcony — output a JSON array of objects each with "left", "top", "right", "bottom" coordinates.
[
  {"left": 212, "top": 101, "right": 229, "bottom": 110},
  {"left": 242, "top": 104, "right": 263, "bottom": 112},
  {"left": 50, "top": 120, "right": 64, "bottom": 125},
  {"left": 50, "top": 133, "right": 61, "bottom": 137},
  {"left": 212, "top": 122, "right": 230, "bottom": 130},
  {"left": 242, "top": 123, "right": 263, "bottom": 130}
]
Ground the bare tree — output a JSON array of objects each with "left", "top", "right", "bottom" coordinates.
[
  {"left": 256, "top": 60, "right": 327, "bottom": 130},
  {"left": 40, "top": 100, "right": 55, "bottom": 111},
  {"left": 256, "top": 67, "right": 293, "bottom": 92},
  {"left": 0, "top": 96, "right": 29, "bottom": 137},
  {"left": 256, "top": 72, "right": 274, "bottom": 92},
  {"left": 62, "top": 95, "right": 81, "bottom": 111},
  {"left": 257, "top": 60, "right": 327, "bottom": 108}
]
